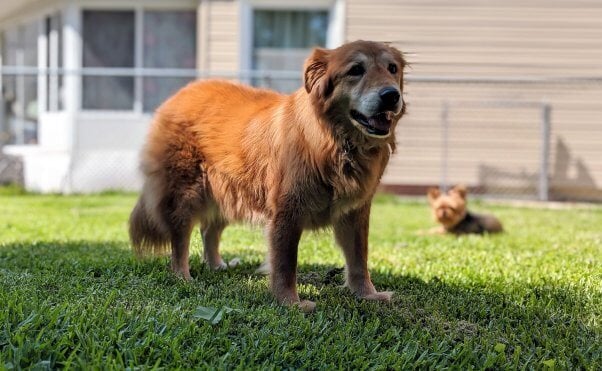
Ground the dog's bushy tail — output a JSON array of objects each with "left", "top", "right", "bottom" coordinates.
[{"left": 129, "top": 190, "right": 170, "bottom": 257}]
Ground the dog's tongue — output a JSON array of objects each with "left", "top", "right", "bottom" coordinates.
[{"left": 368, "top": 112, "right": 393, "bottom": 130}]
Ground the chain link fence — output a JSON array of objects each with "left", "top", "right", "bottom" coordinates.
[
  {"left": 1, "top": 66, "right": 601, "bottom": 202},
  {"left": 437, "top": 100, "right": 551, "bottom": 200},
  {"left": 385, "top": 76, "right": 602, "bottom": 202}
]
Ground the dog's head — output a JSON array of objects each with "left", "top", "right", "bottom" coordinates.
[
  {"left": 427, "top": 185, "right": 468, "bottom": 229},
  {"left": 304, "top": 40, "right": 406, "bottom": 140}
]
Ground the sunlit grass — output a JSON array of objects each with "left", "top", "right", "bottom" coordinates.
[{"left": 1, "top": 191, "right": 600, "bottom": 368}]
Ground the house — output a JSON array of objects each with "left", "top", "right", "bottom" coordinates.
[{"left": 1, "top": 0, "right": 601, "bottom": 201}]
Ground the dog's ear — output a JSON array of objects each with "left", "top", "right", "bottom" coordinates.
[
  {"left": 427, "top": 187, "right": 441, "bottom": 204},
  {"left": 449, "top": 184, "right": 467, "bottom": 199},
  {"left": 304, "top": 48, "right": 333, "bottom": 98}
]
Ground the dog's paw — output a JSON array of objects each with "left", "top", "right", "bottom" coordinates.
[
  {"left": 275, "top": 292, "right": 316, "bottom": 312},
  {"left": 255, "top": 260, "right": 271, "bottom": 275},
  {"left": 347, "top": 281, "right": 394, "bottom": 302},
  {"left": 294, "top": 300, "right": 316, "bottom": 313},
  {"left": 361, "top": 291, "right": 394, "bottom": 302},
  {"left": 208, "top": 257, "right": 241, "bottom": 271},
  {"left": 227, "top": 258, "right": 240, "bottom": 268},
  {"left": 208, "top": 261, "right": 228, "bottom": 270},
  {"left": 172, "top": 269, "right": 193, "bottom": 281}
]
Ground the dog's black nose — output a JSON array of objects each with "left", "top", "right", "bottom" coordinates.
[{"left": 379, "top": 87, "right": 400, "bottom": 110}]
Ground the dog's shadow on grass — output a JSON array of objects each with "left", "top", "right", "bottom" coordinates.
[
  {"left": 2, "top": 239, "right": 598, "bottom": 369},
  {"left": 1, "top": 240, "right": 594, "bottom": 336}
]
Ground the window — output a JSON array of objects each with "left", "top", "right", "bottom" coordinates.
[
  {"left": 82, "top": 10, "right": 135, "bottom": 110},
  {"left": 81, "top": 9, "right": 196, "bottom": 112},
  {"left": 143, "top": 11, "right": 196, "bottom": 112},
  {"left": 252, "top": 10, "right": 328, "bottom": 92},
  {"left": 1, "top": 21, "right": 39, "bottom": 144}
]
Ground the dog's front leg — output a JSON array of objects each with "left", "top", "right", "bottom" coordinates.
[
  {"left": 268, "top": 211, "right": 316, "bottom": 312},
  {"left": 334, "top": 203, "right": 393, "bottom": 302}
]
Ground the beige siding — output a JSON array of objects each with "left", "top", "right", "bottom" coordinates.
[
  {"left": 348, "top": 0, "right": 602, "bottom": 200},
  {"left": 198, "top": 0, "right": 240, "bottom": 73}
]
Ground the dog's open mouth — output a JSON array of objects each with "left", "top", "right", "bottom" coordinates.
[{"left": 350, "top": 110, "right": 393, "bottom": 138}]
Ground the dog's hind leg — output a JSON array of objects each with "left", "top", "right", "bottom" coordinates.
[
  {"left": 164, "top": 194, "right": 199, "bottom": 281},
  {"left": 169, "top": 223, "right": 194, "bottom": 281},
  {"left": 201, "top": 220, "right": 238, "bottom": 270}
]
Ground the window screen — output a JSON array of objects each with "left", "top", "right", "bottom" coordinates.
[
  {"left": 82, "top": 10, "right": 135, "bottom": 110},
  {"left": 253, "top": 10, "right": 328, "bottom": 92},
  {"left": 143, "top": 10, "right": 196, "bottom": 112}
]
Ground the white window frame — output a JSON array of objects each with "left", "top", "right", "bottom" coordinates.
[
  {"left": 239, "top": 0, "right": 346, "bottom": 79},
  {"left": 78, "top": 0, "right": 197, "bottom": 115},
  {"left": 46, "top": 12, "right": 63, "bottom": 112}
]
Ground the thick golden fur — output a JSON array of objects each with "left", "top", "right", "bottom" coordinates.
[{"left": 129, "top": 40, "right": 406, "bottom": 310}]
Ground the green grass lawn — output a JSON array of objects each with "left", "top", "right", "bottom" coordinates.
[{"left": 0, "top": 189, "right": 600, "bottom": 369}]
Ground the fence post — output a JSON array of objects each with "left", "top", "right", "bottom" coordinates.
[
  {"left": 440, "top": 100, "right": 449, "bottom": 191},
  {"left": 539, "top": 103, "right": 551, "bottom": 201}
]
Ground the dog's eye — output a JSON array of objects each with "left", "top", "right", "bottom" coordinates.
[
  {"left": 388, "top": 63, "right": 398, "bottom": 74},
  {"left": 347, "top": 64, "right": 365, "bottom": 76}
]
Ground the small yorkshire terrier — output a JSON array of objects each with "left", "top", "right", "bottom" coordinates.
[{"left": 426, "top": 185, "right": 503, "bottom": 235}]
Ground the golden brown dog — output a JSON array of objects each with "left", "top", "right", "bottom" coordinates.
[{"left": 129, "top": 40, "right": 406, "bottom": 311}]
